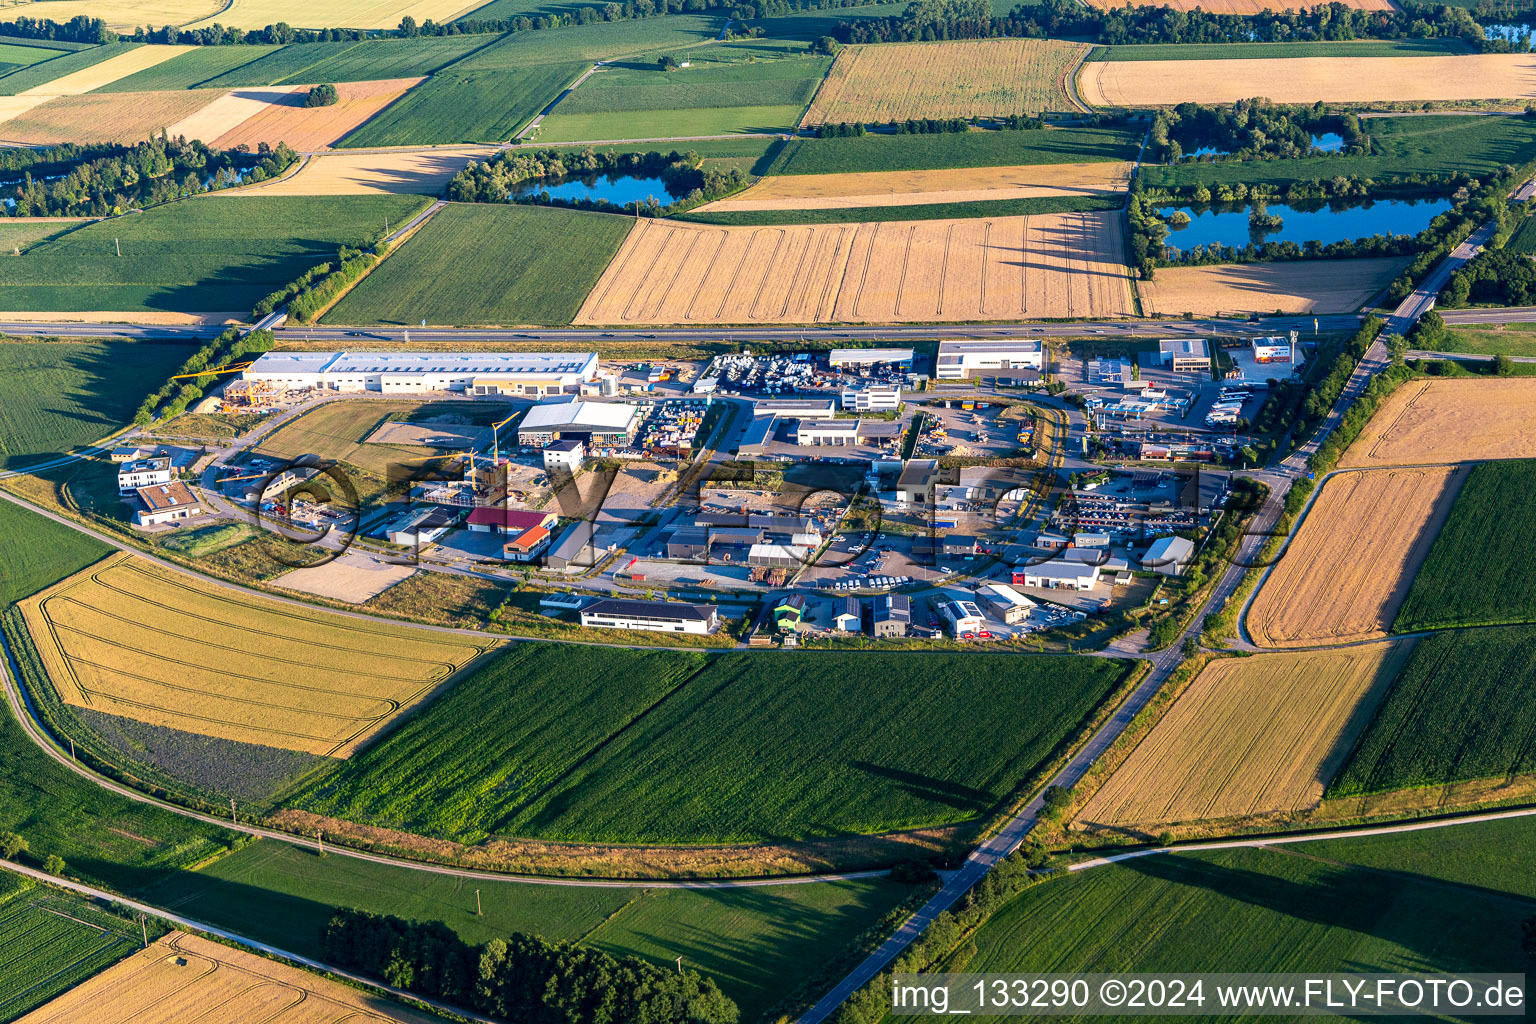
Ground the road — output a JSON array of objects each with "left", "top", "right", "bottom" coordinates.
[
  {"left": 1382, "top": 220, "right": 1496, "bottom": 336},
  {"left": 1441, "top": 304, "right": 1536, "bottom": 324}
]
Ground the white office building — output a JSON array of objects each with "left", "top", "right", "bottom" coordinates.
[
  {"left": 840, "top": 385, "right": 902, "bottom": 412},
  {"left": 1250, "top": 336, "right": 1295, "bottom": 364},
  {"left": 829, "top": 347, "right": 915, "bottom": 370},
  {"left": 241, "top": 351, "right": 598, "bottom": 396},
  {"left": 935, "top": 340, "right": 1043, "bottom": 379},
  {"left": 117, "top": 457, "right": 174, "bottom": 494}
]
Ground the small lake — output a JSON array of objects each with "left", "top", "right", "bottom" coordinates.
[
  {"left": 1483, "top": 23, "right": 1535, "bottom": 44},
  {"left": 511, "top": 172, "right": 679, "bottom": 206},
  {"left": 1155, "top": 196, "right": 1453, "bottom": 250},
  {"left": 1181, "top": 132, "right": 1345, "bottom": 159}
]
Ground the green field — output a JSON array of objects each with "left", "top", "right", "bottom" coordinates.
[
  {"left": 1140, "top": 114, "right": 1536, "bottom": 191},
  {"left": 765, "top": 126, "right": 1143, "bottom": 176},
  {"left": 0, "top": 41, "right": 138, "bottom": 95},
  {"left": 134, "top": 838, "right": 910, "bottom": 1021},
  {"left": 1088, "top": 39, "right": 1471, "bottom": 61},
  {"left": 1504, "top": 213, "right": 1536, "bottom": 254},
  {"left": 0, "top": 41, "right": 70, "bottom": 69},
  {"left": 1432, "top": 323, "right": 1536, "bottom": 356},
  {"left": 0, "top": 339, "right": 197, "bottom": 470},
  {"left": 0, "top": 874, "right": 149, "bottom": 1024},
  {"left": 1286, "top": 814, "right": 1536, "bottom": 901},
  {"left": 452, "top": 15, "right": 724, "bottom": 70},
  {"left": 90, "top": 44, "right": 283, "bottom": 91},
  {"left": 0, "top": 500, "right": 109, "bottom": 606},
  {"left": 534, "top": 55, "right": 829, "bottom": 142},
  {"left": 323, "top": 203, "right": 631, "bottom": 325},
  {"left": 0, "top": 221, "right": 80, "bottom": 254},
  {"left": 197, "top": 36, "right": 494, "bottom": 88},
  {"left": 0, "top": 195, "right": 427, "bottom": 313},
  {"left": 952, "top": 844, "right": 1530, "bottom": 993},
  {"left": 298, "top": 645, "right": 1132, "bottom": 844},
  {"left": 1396, "top": 460, "right": 1536, "bottom": 629},
  {"left": 338, "top": 64, "right": 583, "bottom": 145},
  {"left": 1329, "top": 627, "right": 1536, "bottom": 797},
  {"left": 679, "top": 194, "right": 1123, "bottom": 225}
]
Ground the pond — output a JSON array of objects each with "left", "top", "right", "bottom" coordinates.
[
  {"left": 1155, "top": 195, "right": 1453, "bottom": 251},
  {"left": 511, "top": 172, "right": 680, "bottom": 207},
  {"left": 1179, "top": 132, "right": 1345, "bottom": 159},
  {"left": 1482, "top": 23, "right": 1535, "bottom": 45}
]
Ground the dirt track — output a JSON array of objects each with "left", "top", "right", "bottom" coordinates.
[{"left": 575, "top": 211, "right": 1135, "bottom": 325}]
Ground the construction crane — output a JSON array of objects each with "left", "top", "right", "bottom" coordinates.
[
  {"left": 169, "top": 360, "right": 255, "bottom": 381},
  {"left": 489, "top": 410, "right": 520, "bottom": 464}
]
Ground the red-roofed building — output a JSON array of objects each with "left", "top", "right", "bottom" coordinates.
[
  {"left": 466, "top": 507, "right": 557, "bottom": 534},
  {"left": 505, "top": 525, "right": 552, "bottom": 562}
]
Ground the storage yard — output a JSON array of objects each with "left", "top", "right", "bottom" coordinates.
[
  {"left": 1246, "top": 467, "right": 1466, "bottom": 648},
  {"left": 574, "top": 211, "right": 1135, "bottom": 325},
  {"left": 19, "top": 553, "right": 498, "bottom": 756},
  {"left": 1340, "top": 377, "right": 1536, "bottom": 466},
  {"left": 1076, "top": 643, "right": 1413, "bottom": 830}
]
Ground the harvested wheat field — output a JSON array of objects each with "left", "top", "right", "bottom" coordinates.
[
  {"left": 212, "top": 78, "right": 422, "bottom": 151},
  {"left": 699, "top": 162, "right": 1131, "bottom": 212},
  {"left": 0, "top": 89, "right": 220, "bottom": 145},
  {"left": 1139, "top": 258, "right": 1404, "bottom": 316},
  {"left": 575, "top": 211, "right": 1134, "bottom": 325},
  {"left": 165, "top": 86, "right": 299, "bottom": 144},
  {"left": 802, "top": 39, "right": 1089, "bottom": 125},
  {"left": 187, "top": 0, "right": 494, "bottom": 30},
  {"left": 1247, "top": 467, "right": 1466, "bottom": 648},
  {"left": 0, "top": 310, "right": 240, "bottom": 324},
  {"left": 1341, "top": 376, "right": 1536, "bottom": 467},
  {"left": 18, "top": 931, "right": 438, "bottom": 1024},
  {"left": 1076, "top": 642, "right": 1414, "bottom": 830},
  {"left": 9, "top": 1, "right": 223, "bottom": 32},
  {"left": 1079, "top": 53, "right": 1536, "bottom": 107},
  {"left": 19, "top": 553, "right": 498, "bottom": 756},
  {"left": 18, "top": 44, "right": 194, "bottom": 95},
  {"left": 245, "top": 145, "right": 495, "bottom": 195}
]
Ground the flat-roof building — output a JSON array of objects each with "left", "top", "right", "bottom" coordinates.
[
  {"left": 839, "top": 385, "right": 902, "bottom": 412},
  {"left": 1250, "top": 336, "right": 1294, "bottom": 364},
  {"left": 936, "top": 340, "right": 1043, "bottom": 379},
  {"left": 792, "top": 418, "right": 902, "bottom": 447},
  {"left": 242, "top": 351, "right": 597, "bottom": 396},
  {"left": 1158, "top": 339, "right": 1211, "bottom": 374},
  {"left": 829, "top": 347, "right": 914, "bottom": 369},
  {"left": 737, "top": 415, "right": 778, "bottom": 456},
  {"left": 580, "top": 598, "right": 720, "bottom": 635},
  {"left": 118, "top": 457, "right": 173, "bottom": 495},
  {"left": 542, "top": 438, "right": 585, "bottom": 472},
  {"left": 754, "top": 398, "right": 836, "bottom": 419},
  {"left": 516, "top": 398, "right": 642, "bottom": 447}
]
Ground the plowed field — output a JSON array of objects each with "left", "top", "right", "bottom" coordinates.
[
  {"left": 212, "top": 78, "right": 422, "bottom": 151},
  {"left": 1079, "top": 53, "right": 1536, "bottom": 107},
  {"left": 574, "top": 210, "right": 1134, "bottom": 325},
  {"left": 1076, "top": 642, "right": 1413, "bottom": 829},
  {"left": 1246, "top": 467, "right": 1466, "bottom": 648},
  {"left": 698, "top": 161, "right": 1131, "bottom": 212},
  {"left": 19, "top": 553, "right": 498, "bottom": 756},
  {"left": 1341, "top": 377, "right": 1536, "bottom": 466},
  {"left": 802, "top": 39, "right": 1089, "bottom": 125},
  {"left": 1139, "top": 258, "right": 1405, "bottom": 316},
  {"left": 17, "top": 931, "right": 438, "bottom": 1023}
]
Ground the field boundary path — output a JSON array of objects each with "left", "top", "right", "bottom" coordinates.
[
  {"left": 516, "top": 62, "right": 603, "bottom": 140},
  {"left": 0, "top": 859, "right": 503, "bottom": 1024}
]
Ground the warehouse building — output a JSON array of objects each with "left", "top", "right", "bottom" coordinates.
[
  {"left": 1158, "top": 339, "right": 1211, "bottom": 374},
  {"left": 1250, "top": 336, "right": 1295, "bottom": 364},
  {"left": 241, "top": 351, "right": 598, "bottom": 396},
  {"left": 1142, "top": 535, "right": 1195, "bottom": 576},
  {"left": 833, "top": 597, "right": 863, "bottom": 632},
  {"left": 666, "top": 525, "right": 712, "bottom": 560},
  {"left": 134, "top": 482, "right": 203, "bottom": 526},
  {"left": 935, "top": 340, "right": 1043, "bottom": 379},
  {"left": 580, "top": 598, "right": 720, "bottom": 634},
  {"left": 829, "top": 347, "right": 914, "bottom": 370},
  {"left": 872, "top": 593, "right": 910, "bottom": 637},
  {"left": 1013, "top": 562, "right": 1101, "bottom": 591},
  {"left": 977, "top": 583, "right": 1037, "bottom": 624},
  {"left": 754, "top": 398, "right": 836, "bottom": 419},
  {"left": 541, "top": 439, "right": 585, "bottom": 472},
  {"left": 737, "top": 415, "right": 778, "bottom": 456},
  {"left": 516, "top": 398, "right": 642, "bottom": 447},
  {"left": 941, "top": 599, "right": 985, "bottom": 636},
  {"left": 466, "top": 507, "right": 558, "bottom": 534},
  {"left": 792, "top": 418, "right": 902, "bottom": 447}
]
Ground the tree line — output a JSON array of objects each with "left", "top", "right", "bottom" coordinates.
[
  {"left": 446, "top": 147, "right": 747, "bottom": 215},
  {"left": 320, "top": 908, "right": 738, "bottom": 1024},
  {"left": 832, "top": 0, "right": 1502, "bottom": 48},
  {"left": 0, "top": 138, "right": 296, "bottom": 218},
  {"left": 254, "top": 234, "right": 389, "bottom": 322},
  {"left": 815, "top": 113, "right": 1045, "bottom": 136},
  {"left": 1149, "top": 100, "right": 1369, "bottom": 165},
  {"left": 1437, "top": 247, "right": 1536, "bottom": 305},
  {"left": 135, "top": 328, "right": 276, "bottom": 425}
]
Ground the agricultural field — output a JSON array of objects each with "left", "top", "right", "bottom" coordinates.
[
  {"left": 953, "top": 846, "right": 1530, "bottom": 981},
  {"left": 15, "top": 44, "right": 191, "bottom": 95},
  {"left": 18, "top": 931, "right": 439, "bottom": 1024},
  {"left": 252, "top": 396, "right": 514, "bottom": 476},
  {"left": 1246, "top": 467, "right": 1465, "bottom": 648},
  {"left": 337, "top": 65, "right": 582, "bottom": 146},
  {"left": 1138, "top": 258, "right": 1406, "bottom": 317},
  {"left": 89, "top": 45, "right": 283, "bottom": 92},
  {"left": 196, "top": 36, "right": 491, "bottom": 88},
  {"left": 1339, "top": 376, "right": 1536, "bottom": 466},
  {"left": 699, "top": 161, "right": 1131, "bottom": 212},
  {"left": 1421, "top": 322, "right": 1536, "bottom": 356},
  {"left": 0, "top": 194, "right": 427, "bottom": 314},
  {"left": 163, "top": 85, "right": 298, "bottom": 143},
  {"left": 245, "top": 145, "right": 495, "bottom": 195},
  {"left": 0, "top": 220, "right": 86, "bottom": 253},
  {"left": 18, "top": 553, "right": 499, "bottom": 755},
  {"left": 0, "top": 338, "right": 198, "bottom": 471},
  {"left": 134, "top": 838, "right": 911, "bottom": 1020},
  {"left": 324, "top": 203, "right": 633, "bottom": 325},
  {"left": 0, "top": 875, "right": 147, "bottom": 1024},
  {"left": 0, "top": 500, "right": 109, "bottom": 607},
  {"left": 1078, "top": 52, "right": 1536, "bottom": 107},
  {"left": 802, "top": 39, "right": 1088, "bottom": 125},
  {"left": 1329, "top": 626, "right": 1536, "bottom": 796},
  {"left": 1141, "top": 113, "right": 1536, "bottom": 191},
  {"left": 1395, "top": 460, "right": 1536, "bottom": 629},
  {"left": 574, "top": 210, "right": 1135, "bottom": 325},
  {"left": 6, "top": 0, "right": 222, "bottom": 31},
  {"left": 764, "top": 126, "right": 1142, "bottom": 175},
  {"left": 680, "top": 194, "right": 1121, "bottom": 225},
  {"left": 0, "top": 41, "right": 73, "bottom": 74},
  {"left": 184, "top": 0, "right": 498, "bottom": 30},
  {"left": 0, "top": 42, "right": 140, "bottom": 95},
  {"left": 534, "top": 55, "right": 831, "bottom": 143},
  {"left": 1076, "top": 644, "right": 1411, "bottom": 831},
  {"left": 448, "top": 15, "right": 724, "bottom": 70},
  {"left": 210, "top": 77, "right": 423, "bottom": 151},
  {"left": 295, "top": 647, "right": 1133, "bottom": 845},
  {"left": 1089, "top": 39, "right": 1471, "bottom": 60},
  {"left": 0, "top": 89, "right": 219, "bottom": 146}
]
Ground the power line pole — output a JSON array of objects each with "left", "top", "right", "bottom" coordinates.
[
  {"left": 675, "top": 956, "right": 683, "bottom": 974},
  {"left": 114, "top": 237, "right": 121, "bottom": 257},
  {"left": 229, "top": 798, "right": 236, "bottom": 824},
  {"left": 475, "top": 889, "right": 482, "bottom": 916},
  {"left": 140, "top": 914, "right": 148, "bottom": 948},
  {"left": 316, "top": 830, "right": 324, "bottom": 856}
]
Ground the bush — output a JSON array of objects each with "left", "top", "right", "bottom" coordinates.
[
  {"left": 0, "top": 831, "right": 26, "bottom": 859},
  {"left": 305, "top": 83, "right": 338, "bottom": 107},
  {"left": 43, "top": 854, "right": 65, "bottom": 875}
]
